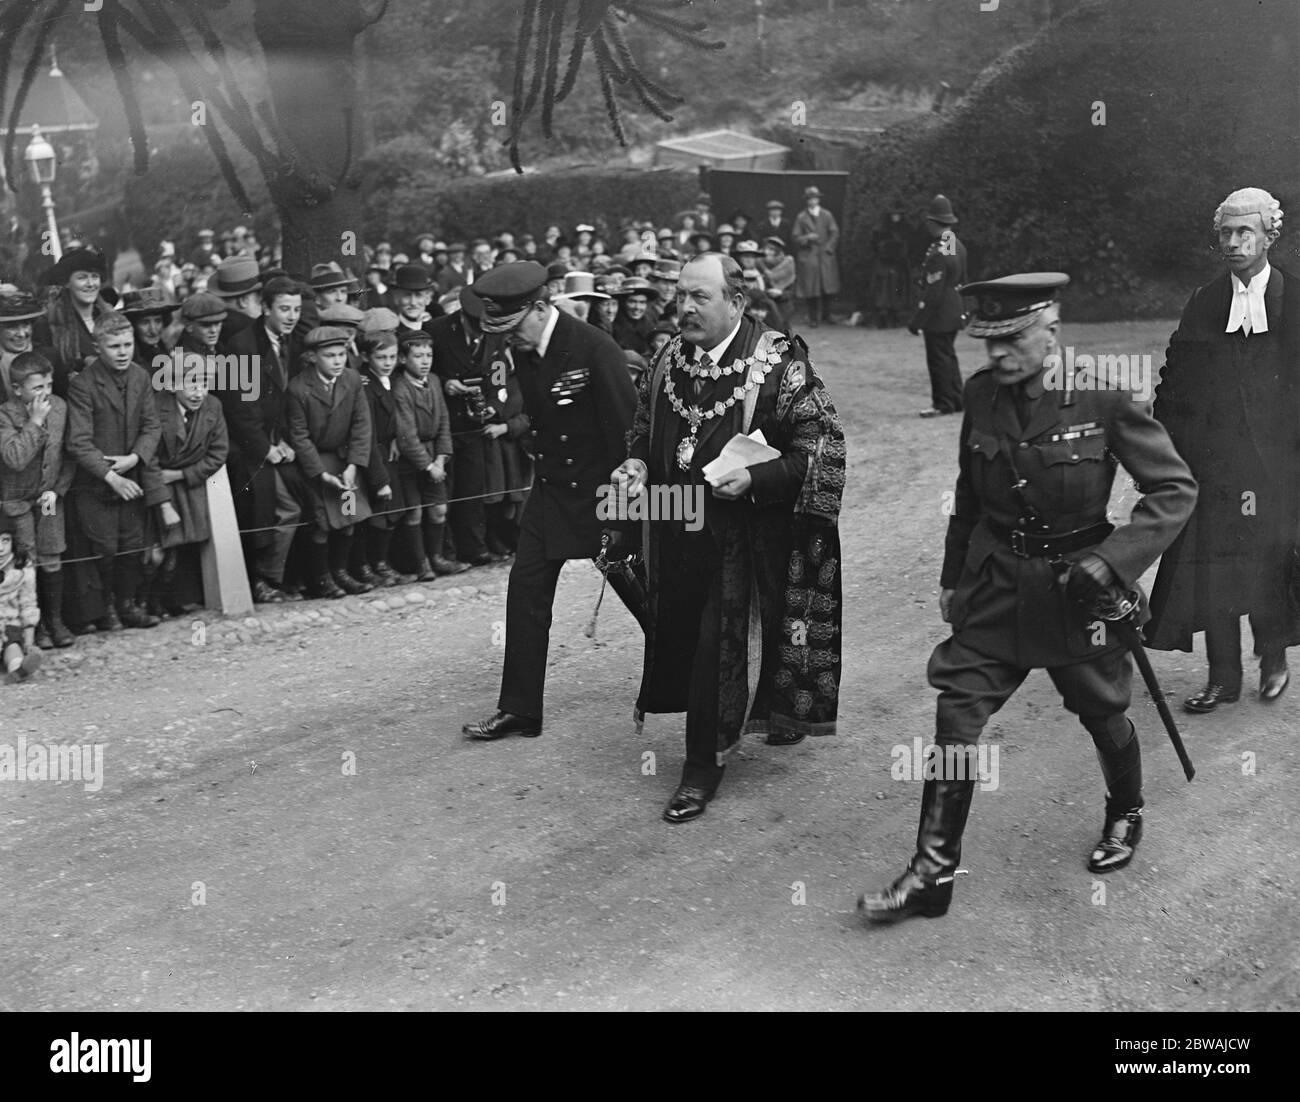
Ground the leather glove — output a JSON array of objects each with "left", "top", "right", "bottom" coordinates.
[
  {"left": 1063, "top": 553, "right": 1117, "bottom": 613},
  {"left": 907, "top": 323, "right": 921, "bottom": 336}
]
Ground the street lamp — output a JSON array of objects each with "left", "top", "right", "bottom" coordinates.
[{"left": 24, "top": 125, "right": 62, "bottom": 263}]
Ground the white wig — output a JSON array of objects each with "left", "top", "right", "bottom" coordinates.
[{"left": 1213, "top": 187, "right": 1284, "bottom": 243}]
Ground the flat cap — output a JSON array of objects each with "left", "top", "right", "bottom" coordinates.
[
  {"left": 318, "top": 303, "right": 366, "bottom": 328},
  {"left": 180, "top": 292, "right": 228, "bottom": 322},
  {"left": 396, "top": 327, "right": 434, "bottom": 348},
  {"left": 960, "top": 272, "right": 1070, "bottom": 338},
  {"left": 302, "top": 325, "right": 352, "bottom": 350},
  {"left": 359, "top": 307, "right": 399, "bottom": 335}
]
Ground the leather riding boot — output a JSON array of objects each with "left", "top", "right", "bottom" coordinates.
[
  {"left": 859, "top": 774, "right": 976, "bottom": 923},
  {"left": 1088, "top": 719, "right": 1143, "bottom": 873}
]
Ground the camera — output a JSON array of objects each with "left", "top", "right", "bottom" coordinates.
[{"left": 460, "top": 376, "right": 495, "bottom": 425}]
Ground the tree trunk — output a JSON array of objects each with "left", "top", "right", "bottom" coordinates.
[{"left": 252, "top": 0, "right": 375, "bottom": 277}]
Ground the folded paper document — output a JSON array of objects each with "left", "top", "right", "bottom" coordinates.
[{"left": 702, "top": 430, "right": 781, "bottom": 485}]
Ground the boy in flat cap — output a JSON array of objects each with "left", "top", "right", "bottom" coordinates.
[
  {"left": 392, "top": 328, "right": 465, "bottom": 579},
  {"left": 354, "top": 330, "right": 414, "bottom": 587},
  {"left": 177, "top": 293, "right": 227, "bottom": 359},
  {"left": 220, "top": 276, "right": 312, "bottom": 603},
  {"left": 287, "top": 327, "right": 375, "bottom": 598},
  {"left": 858, "top": 273, "right": 1197, "bottom": 924},
  {"left": 140, "top": 355, "right": 229, "bottom": 615},
  {"left": 65, "top": 310, "right": 163, "bottom": 630},
  {"left": 0, "top": 351, "right": 75, "bottom": 648}
]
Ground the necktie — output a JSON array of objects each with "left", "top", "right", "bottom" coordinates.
[{"left": 693, "top": 352, "right": 712, "bottom": 398}]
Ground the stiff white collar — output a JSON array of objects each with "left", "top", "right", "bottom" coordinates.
[
  {"left": 536, "top": 305, "right": 561, "bottom": 358},
  {"left": 1227, "top": 261, "right": 1271, "bottom": 336},
  {"left": 695, "top": 316, "right": 744, "bottom": 366}
]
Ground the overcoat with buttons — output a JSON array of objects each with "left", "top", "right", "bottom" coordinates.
[
  {"left": 941, "top": 363, "right": 1197, "bottom": 668},
  {"left": 514, "top": 309, "right": 636, "bottom": 559},
  {"left": 910, "top": 229, "right": 967, "bottom": 333}
]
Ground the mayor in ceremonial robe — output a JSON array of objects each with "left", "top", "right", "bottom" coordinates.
[{"left": 611, "top": 253, "right": 846, "bottom": 825}]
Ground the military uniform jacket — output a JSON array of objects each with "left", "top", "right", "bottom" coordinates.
[
  {"left": 65, "top": 360, "right": 162, "bottom": 501},
  {"left": 941, "top": 365, "right": 1196, "bottom": 667},
  {"left": 910, "top": 230, "right": 967, "bottom": 333},
  {"left": 0, "top": 395, "right": 74, "bottom": 514},
  {"left": 516, "top": 309, "right": 637, "bottom": 559}
]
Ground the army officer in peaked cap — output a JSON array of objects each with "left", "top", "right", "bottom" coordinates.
[
  {"left": 858, "top": 273, "right": 1197, "bottom": 924},
  {"left": 462, "top": 261, "right": 644, "bottom": 742}
]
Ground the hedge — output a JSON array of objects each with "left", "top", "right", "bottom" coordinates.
[
  {"left": 841, "top": 0, "right": 1300, "bottom": 321},
  {"left": 362, "top": 160, "right": 700, "bottom": 248}
]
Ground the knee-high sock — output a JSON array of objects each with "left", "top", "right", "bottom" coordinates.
[
  {"left": 422, "top": 517, "right": 445, "bottom": 562},
  {"left": 328, "top": 528, "right": 354, "bottom": 575}
]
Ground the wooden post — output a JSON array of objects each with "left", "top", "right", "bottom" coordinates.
[{"left": 201, "top": 464, "right": 254, "bottom": 615}]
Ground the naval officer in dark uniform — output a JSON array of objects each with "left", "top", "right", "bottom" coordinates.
[
  {"left": 859, "top": 273, "right": 1197, "bottom": 924},
  {"left": 463, "top": 262, "right": 643, "bottom": 741}
]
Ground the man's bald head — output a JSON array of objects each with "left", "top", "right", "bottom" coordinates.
[{"left": 677, "top": 253, "right": 746, "bottom": 348}]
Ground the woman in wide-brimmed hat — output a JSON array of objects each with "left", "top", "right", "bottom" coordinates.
[
  {"left": 610, "top": 277, "right": 660, "bottom": 356},
  {"left": 33, "top": 246, "right": 114, "bottom": 395}
]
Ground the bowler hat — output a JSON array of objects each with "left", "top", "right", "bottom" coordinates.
[
  {"left": 926, "top": 194, "right": 958, "bottom": 224},
  {"left": 391, "top": 264, "right": 433, "bottom": 292},
  {"left": 545, "top": 262, "right": 570, "bottom": 282},
  {"left": 212, "top": 255, "right": 262, "bottom": 298},
  {"left": 121, "top": 288, "right": 177, "bottom": 318},
  {"left": 180, "top": 293, "right": 228, "bottom": 323},
  {"left": 0, "top": 291, "right": 46, "bottom": 324}
]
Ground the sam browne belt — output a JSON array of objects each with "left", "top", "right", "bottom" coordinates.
[{"left": 985, "top": 519, "right": 1114, "bottom": 559}]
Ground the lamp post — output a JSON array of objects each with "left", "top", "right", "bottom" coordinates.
[{"left": 24, "top": 125, "right": 61, "bottom": 263}]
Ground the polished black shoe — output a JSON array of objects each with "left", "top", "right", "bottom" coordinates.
[
  {"left": 1183, "top": 683, "right": 1240, "bottom": 713},
  {"left": 765, "top": 729, "right": 807, "bottom": 746},
  {"left": 313, "top": 573, "right": 347, "bottom": 600},
  {"left": 332, "top": 569, "right": 373, "bottom": 596},
  {"left": 251, "top": 578, "right": 287, "bottom": 604},
  {"left": 432, "top": 554, "right": 471, "bottom": 576},
  {"left": 1260, "top": 653, "right": 1289, "bottom": 702},
  {"left": 463, "top": 711, "right": 542, "bottom": 740},
  {"left": 662, "top": 784, "right": 715, "bottom": 824},
  {"left": 1087, "top": 804, "right": 1143, "bottom": 873},
  {"left": 858, "top": 865, "right": 964, "bottom": 923}
]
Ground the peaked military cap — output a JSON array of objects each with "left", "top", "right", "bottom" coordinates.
[
  {"left": 960, "top": 272, "right": 1070, "bottom": 338},
  {"left": 474, "top": 261, "right": 548, "bottom": 333}
]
